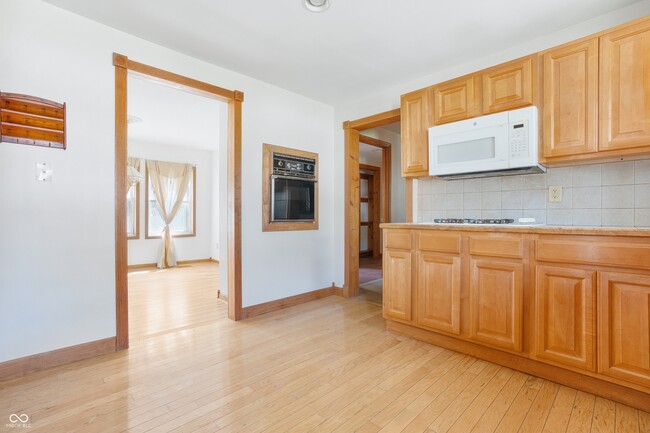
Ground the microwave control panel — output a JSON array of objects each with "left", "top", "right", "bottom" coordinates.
[{"left": 509, "top": 120, "right": 529, "bottom": 159}]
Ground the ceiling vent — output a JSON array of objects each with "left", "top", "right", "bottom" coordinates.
[{"left": 303, "top": 0, "right": 330, "bottom": 13}]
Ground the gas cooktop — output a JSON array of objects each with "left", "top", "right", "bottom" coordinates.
[{"left": 433, "top": 218, "right": 515, "bottom": 224}]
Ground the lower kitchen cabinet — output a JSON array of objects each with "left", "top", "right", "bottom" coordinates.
[
  {"left": 469, "top": 259, "right": 524, "bottom": 352},
  {"left": 598, "top": 271, "right": 650, "bottom": 388},
  {"left": 534, "top": 266, "right": 596, "bottom": 371},
  {"left": 416, "top": 252, "right": 461, "bottom": 335},
  {"left": 383, "top": 248, "right": 412, "bottom": 321}
]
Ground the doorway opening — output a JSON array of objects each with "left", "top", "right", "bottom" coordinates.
[
  {"left": 343, "top": 110, "right": 408, "bottom": 300},
  {"left": 114, "top": 53, "right": 243, "bottom": 350},
  {"left": 124, "top": 73, "right": 226, "bottom": 340}
]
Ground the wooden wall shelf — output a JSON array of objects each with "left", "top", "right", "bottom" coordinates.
[{"left": 0, "top": 92, "right": 66, "bottom": 149}]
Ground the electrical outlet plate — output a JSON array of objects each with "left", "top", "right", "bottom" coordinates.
[{"left": 548, "top": 185, "right": 562, "bottom": 203}]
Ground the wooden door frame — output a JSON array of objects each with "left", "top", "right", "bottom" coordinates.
[
  {"left": 359, "top": 164, "right": 381, "bottom": 259},
  {"left": 343, "top": 109, "right": 401, "bottom": 298},
  {"left": 114, "top": 53, "right": 244, "bottom": 350}
]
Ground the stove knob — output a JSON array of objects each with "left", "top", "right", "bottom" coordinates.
[
  {"left": 307, "top": 164, "right": 312, "bottom": 170},
  {"left": 278, "top": 161, "right": 284, "bottom": 167}
]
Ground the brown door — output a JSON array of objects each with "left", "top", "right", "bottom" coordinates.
[{"left": 359, "top": 169, "right": 380, "bottom": 259}]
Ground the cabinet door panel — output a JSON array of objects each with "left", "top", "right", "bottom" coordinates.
[
  {"left": 543, "top": 39, "right": 599, "bottom": 158},
  {"left": 417, "top": 253, "right": 461, "bottom": 334},
  {"left": 432, "top": 76, "right": 479, "bottom": 125},
  {"left": 600, "top": 21, "right": 650, "bottom": 150},
  {"left": 383, "top": 249, "right": 412, "bottom": 321},
  {"left": 535, "top": 266, "right": 596, "bottom": 371},
  {"left": 599, "top": 272, "right": 650, "bottom": 387},
  {"left": 469, "top": 259, "right": 523, "bottom": 352},
  {"left": 401, "top": 89, "right": 430, "bottom": 176},
  {"left": 483, "top": 56, "right": 536, "bottom": 114}
]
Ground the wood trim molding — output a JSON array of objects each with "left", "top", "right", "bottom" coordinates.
[
  {"left": 124, "top": 58, "right": 235, "bottom": 102},
  {"left": 0, "top": 337, "right": 116, "bottom": 382},
  {"left": 217, "top": 289, "right": 228, "bottom": 302},
  {"left": 359, "top": 134, "right": 391, "bottom": 148},
  {"left": 346, "top": 108, "right": 400, "bottom": 131},
  {"left": 386, "top": 320, "right": 650, "bottom": 412},
  {"left": 344, "top": 109, "right": 400, "bottom": 298},
  {"left": 114, "top": 53, "right": 245, "bottom": 352},
  {"left": 262, "top": 143, "right": 319, "bottom": 232},
  {"left": 228, "top": 93, "right": 243, "bottom": 321},
  {"left": 344, "top": 127, "right": 360, "bottom": 298},
  {"left": 127, "top": 258, "right": 217, "bottom": 270},
  {"left": 383, "top": 146, "right": 391, "bottom": 224},
  {"left": 241, "top": 286, "right": 343, "bottom": 319},
  {"left": 115, "top": 60, "right": 128, "bottom": 350}
]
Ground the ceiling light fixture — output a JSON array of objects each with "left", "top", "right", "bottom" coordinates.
[
  {"left": 127, "top": 115, "right": 142, "bottom": 124},
  {"left": 303, "top": 0, "right": 330, "bottom": 13}
]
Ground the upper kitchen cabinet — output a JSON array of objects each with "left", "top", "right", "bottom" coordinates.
[
  {"left": 482, "top": 56, "right": 537, "bottom": 115},
  {"left": 400, "top": 88, "right": 431, "bottom": 177},
  {"left": 542, "top": 39, "right": 599, "bottom": 159},
  {"left": 600, "top": 19, "right": 650, "bottom": 152},
  {"left": 431, "top": 75, "right": 480, "bottom": 125}
]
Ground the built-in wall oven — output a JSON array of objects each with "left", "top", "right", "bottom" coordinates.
[{"left": 271, "top": 152, "right": 317, "bottom": 222}]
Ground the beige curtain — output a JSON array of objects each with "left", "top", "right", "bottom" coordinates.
[
  {"left": 126, "top": 157, "right": 142, "bottom": 189},
  {"left": 146, "top": 160, "right": 193, "bottom": 269}
]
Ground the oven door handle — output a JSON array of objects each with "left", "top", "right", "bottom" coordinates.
[{"left": 271, "top": 175, "right": 317, "bottom": 182}]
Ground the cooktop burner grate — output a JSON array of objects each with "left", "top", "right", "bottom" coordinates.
[{"left": 433, "top": 218, "right": 515, "bottom": 224}]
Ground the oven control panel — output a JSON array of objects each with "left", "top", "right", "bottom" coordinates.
[{"left": 273, "top": 152, "right": 316, "bottom": 179}]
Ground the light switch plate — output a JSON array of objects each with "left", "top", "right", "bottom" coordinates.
[
  {"left": 36, "top": 162, "right": 53, "bottom": 182},
  {"left": 548, "top": 185, "right": 562, "bottom": 203}
]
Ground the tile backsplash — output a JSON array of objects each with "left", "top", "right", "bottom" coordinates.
[{"left": 416, "top": 159, "right": 650, "bottom": 227}]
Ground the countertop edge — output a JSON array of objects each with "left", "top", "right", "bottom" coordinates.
[{"left": 379, "top": 223, "right": 650, "bottom": 237}]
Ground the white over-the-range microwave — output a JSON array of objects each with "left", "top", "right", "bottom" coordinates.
[{"left": 428, "top": 106, "right": 545, "bottom": 179}]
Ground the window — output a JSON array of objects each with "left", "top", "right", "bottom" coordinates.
[
  {"left": 145, "top": 166, "right": 196, "bottom": 238},
  {"left": 126, "top": 184, "right": 139, "bottom": 239}
]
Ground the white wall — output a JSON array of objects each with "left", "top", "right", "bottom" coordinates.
[
  {"left": 127, "top": 141, "right": 215, "bottom": 265},
  {"left": 331, "top": 1, "right": 650, "bottom": 287},
  {"left": 0, "top": 0, "right": 335, "bottom": 363}
]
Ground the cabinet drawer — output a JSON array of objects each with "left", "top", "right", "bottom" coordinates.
[
  {"left": 384, "top": 230, "right": 411, "bottom": 250},
  {"left": 537, "top": 240, "right": 650, "bottom": 270},
  {"left": 469, "top": 236, "right": 523, "bottom": 259},
  {"left": 418, "top": 232, "right": 460, "bottom": 254}
]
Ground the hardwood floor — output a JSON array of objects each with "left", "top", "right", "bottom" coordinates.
[
  {"left": 128, "top": 263, "right": 224, "bottom": 341},
  {"left": 1, "top": 264, "right": 648, "bottom": 432}
]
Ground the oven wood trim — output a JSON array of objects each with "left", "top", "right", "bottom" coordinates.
[{"left": 262, "top": 143, "right": 319, "bottom": 232}]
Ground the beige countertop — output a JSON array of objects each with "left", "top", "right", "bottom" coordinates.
[{"left": 380, "top": 222, "right": 650, "bottom": 237}]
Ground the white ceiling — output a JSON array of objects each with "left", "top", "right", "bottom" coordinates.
[
  {"left": 43, "top": 0, "right": 639, "bottom": 105},
  {"left": 127, "top": 75, "right": 225, "bottom": 150}
]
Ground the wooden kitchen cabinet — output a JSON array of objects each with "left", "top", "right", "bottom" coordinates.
[
  {"left": 534, "top": 266, "right": 596, "bottom": 371},
  {"left": 383, "top": 249, "right": 412, "bottom": 321},
  {"left": 431, "top": 75, "right": 480, "bottom": 125},
  {"left": 542, "top": 39, "right": 599, "bottom": 159},
  {"left": 598, "top": 271, "right": 650, "bottom": 388},
  {"left": 469, "top": 258, "right": 524, "bottom": 352},
  {"left": 482, "top": 55, "right": 536, "bottom": 115},
  {"left": 600, "top": 19, "right": 650, "bottom": 152},
  {"left": 400, "top": 88, "right": 430, "bottom": 177},
  {"left": 416, "top": 252, "right": 461, "bottom": 334}
]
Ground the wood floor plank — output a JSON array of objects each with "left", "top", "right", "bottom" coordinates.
[
  {"left": 565, "top": 391, "right": 596, "bottom": 433},
  {"left": 0, "top": 263, "right": 643, "bottom": 433},
  {"left": 515, "top": 380, "right": 561, "bottom": 433},
  {"left": 616, "top": 403, "right": 641, "bottom": 433},
  {"left": 493, "top": 376, "right": 544, "bottom": 433},
  {"left": 540, "top": 385, "right": 577, "bottom": 433},
  {"left": 591, "top": 397, "right": 616, "bottom": 433},
  {"left": 469, "top": 371, "right": 530, "bottom": 433}
]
